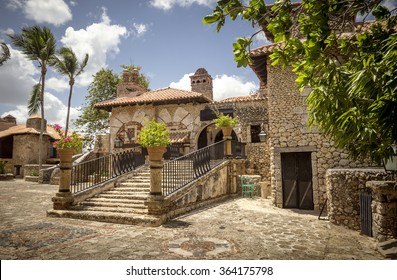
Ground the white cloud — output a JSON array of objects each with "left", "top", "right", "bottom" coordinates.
[
  {"left": 0, "top": 45, "right": 38, "bottom": 106},
  {"left": 6, "top": 0, "right": 23, "bottom": 10},
  {"left": 133, "top": 23, "right": 149, "bottom": 37},
  {"left": 7, "top": 0, "right": 72, "bottom": 26},
  {"left": 60, "top": 7, "right": 128, "bottom": 86},
  {"left": 149, "top": 0, "right": 216, "bottom": 10},
  {"left": 46, "top": 77, "right": 69, "bottom": 93},
  {"left": 2, "top": 92, "right": 79, "bottom": 127},
  {"left": 170, "top": 73, "right": 258, "bottom": 100},
  {"left": 170, "top": 73, "right": 193, "bottom": 90},
  {"left": 213, "top": 74, "right": 258, "bottom": 100}
]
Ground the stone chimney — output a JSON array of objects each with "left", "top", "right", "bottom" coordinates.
[
  {"left": 190, "top": 68, "right": 213, "bottom": 100},
  {"left": 117, "top": 69, "right": 146, "bottom": 97},
  {"left": 26, "top": 115, "right": 47, "bottom": 132}
]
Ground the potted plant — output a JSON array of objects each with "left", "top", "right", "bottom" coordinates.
[
  {"left": 53, "top": 124, "right": 83, "bottom": 162},
  {"left": 138, "top": 120, "right": 171, "bottom": 161},
  {"left": 214, "top": 114, "right": 238, "bottom": 137}
]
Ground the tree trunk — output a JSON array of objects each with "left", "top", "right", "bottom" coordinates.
[
  {"left": 38, "top": 67, "right": 47, "bottom": 171},
  {"left": 65, "top": 79, "right": 74, "bottom": 137}
]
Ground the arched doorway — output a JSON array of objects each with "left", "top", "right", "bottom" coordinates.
[{"left": 197, "top": 124, "right": 238, "bottom": 149}]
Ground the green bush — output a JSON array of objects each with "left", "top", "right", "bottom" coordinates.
[
  {"left": 137, "top": 120, "right": 171, "bottom": 148},
  {"left": 214, "top": 114, "right": 238, "bottom": 128}
]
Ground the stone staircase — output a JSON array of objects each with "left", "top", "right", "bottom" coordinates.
[{"left": 47, "top": 166, "right": 162, "bottom": 227}]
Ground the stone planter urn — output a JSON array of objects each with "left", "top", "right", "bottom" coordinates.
[
  {"left": 147, "top": 146, "right": 166, "bottom": 162},
  {"left": 221, "top": 126, "right": 233, "bottom": 137},
  {"left": 57, "top": 148, "right": 74, "bottom": 163}
]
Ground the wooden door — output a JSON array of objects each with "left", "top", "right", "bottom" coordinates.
[{"left": 281, "top": 152, "right": 313, "bottom": 210}]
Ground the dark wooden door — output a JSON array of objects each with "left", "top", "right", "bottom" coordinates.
[{"left": 281, "top": 152, "right": 313, "bottom": 210}]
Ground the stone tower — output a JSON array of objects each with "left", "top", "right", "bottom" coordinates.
[
  {"left": 117, "top": 69, "right": 146, "bottom": 97},
  {"left": 190, "top": 68, "right": 213, "bottom": 100}
]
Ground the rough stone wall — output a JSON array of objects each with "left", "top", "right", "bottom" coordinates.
[
  {"left": 267, "top": 64, "right": 374, "bottom": 209},
  {"left": 245, "top": 142, "right": 270, "bottom": 193},
  {"left": 326, "top": 169, "right": 392, "bottom": 231},
  {"left": 13, "top": 134, "right": 51, "bottom": 177},
  {"left": 163, "top": 160, "right": 245, "bottom": 220},
  {"left": 367, "top": 181, "right": 397, "bottom": 241}
]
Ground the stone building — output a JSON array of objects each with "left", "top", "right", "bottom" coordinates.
[
  {"left": 249, "top": 43, "right": 372, "bottom": 210},
  {"left": 0, "top": 115, "right": 60, "bottom": 177}
]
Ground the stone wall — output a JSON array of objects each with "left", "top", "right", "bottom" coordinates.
[
  {"left": 245, "top": 142, "right": 270, "bottom": 195},
  {"left": 110, "top": 104, "right": 205, "bottom": 153},
  {"left": 267, "top": 64, "right": 373, "bottom": 209},
  {"left": 13, "top": 134, "right": 52, "bottom": 177},
  {"left": 326, "top": 168, "right": 392, "bottom": 230},
  {"left": 161, "top": 159, "right": 245, "bottom": 221},
  {"left": 367, "top": 181, "right": 397, "bottom": 241}
]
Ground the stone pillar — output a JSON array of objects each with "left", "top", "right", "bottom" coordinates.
[
  {"left": 145, "top": 159, "right": 167, "bottom": 215},
  {"left": 224, "top": 135, "right": 232, "bottom": 158},
  {"left": 52, "top": 149, "right": 74, "bottom": 210}
]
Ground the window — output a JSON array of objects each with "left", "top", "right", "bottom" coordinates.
[{"left": 251, "top": 125, "right": 261, "bottom": 143}]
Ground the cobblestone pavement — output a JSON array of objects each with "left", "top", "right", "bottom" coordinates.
[{"left": 0, "top": 179, "right": 385, "bottom": 260}]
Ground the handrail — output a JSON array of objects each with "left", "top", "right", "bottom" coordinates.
[
  {"left": 71, "top": 148, "right": 145, "bottom": 194},
  {"left": 162, "top": 140, "right": 226, "bottom": 196}
]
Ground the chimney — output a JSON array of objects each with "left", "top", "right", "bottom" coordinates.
[
  {"left": 190, "top": 68, "right": 213, "bottom": 100},
  {"left": 117, "top": 69, "right": 146, "bottom": 97}
]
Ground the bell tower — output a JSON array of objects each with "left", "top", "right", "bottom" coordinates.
[
  {"left": 190, "top": 68, "right": 213, "bottom": 100},
  {"left": 117, "top": 68, "right": 146, "bottom": 97}
]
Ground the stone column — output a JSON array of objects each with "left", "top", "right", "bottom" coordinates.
[
  {"left": 221, "top": 127, "right": 233, "bottom": 158},
  {"left": 52, "top": 148, "right": 74, "bottom": 210},
  {"left": 145, "top": 158, "right": 167, "bottom": 215}
]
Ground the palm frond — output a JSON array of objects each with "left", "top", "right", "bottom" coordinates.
[
  {"left": 0, "top": 42, "right": 11, "bottom": 66},
  {"left": 28, "top": 83, "right": 41, "bottom": 116}
]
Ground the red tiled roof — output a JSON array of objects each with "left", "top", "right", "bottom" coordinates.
[
  {"left": 250, "top": 42, "right": 284, "bottom": 57},
  {"left": 0, "top": 124, "right": 61, "bottom": 140},
  {"left": 94, "top": 87, "right": 212, "bottom": 110},
  {"left": 215, "top": 95, "right": 267, "bottom": 104},
  {"left": 170, "top": 132, "right": 189, "bottom": 144}
]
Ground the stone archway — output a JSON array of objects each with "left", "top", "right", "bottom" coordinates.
[{"left": 196, "top": 124, "right": 238, "bottom": 149}]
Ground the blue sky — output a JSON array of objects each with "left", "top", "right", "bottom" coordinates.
[{"left": 0, "top": 0, "right": 274, "bottom": 126}]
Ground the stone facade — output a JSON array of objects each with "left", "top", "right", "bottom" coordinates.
[
  {"left": 265, "top": 64, "right": 374, "bottom": 210},
  {"left": 326, "top": 169, "right": 392, "bottom": 230},
  {"left": 367, "top": 181, "right": 397, "bottom": 241}
]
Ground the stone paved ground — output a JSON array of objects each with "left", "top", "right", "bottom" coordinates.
[{"left": 0, "top": 179, "right": 385, "bottom": 260}]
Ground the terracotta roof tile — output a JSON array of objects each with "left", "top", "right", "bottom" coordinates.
[
  {"left": 250, "top": 42, "right": 284, "bottom": 57},
  {"left": 95, "top": 87, "right": 212, "bottom": 110},
  {"left": 170, "top": 132, "right": 189, "bottom": 144},
  {"left": 0, "top": 125, "right": 61, "bottom": 140},
  {"left": 215, "top": 95, "right": 267, "bottom": 104}
]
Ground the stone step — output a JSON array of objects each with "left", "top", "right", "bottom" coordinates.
[
  {"left": 118, "top": 182, "right": 150, "bottom": 187},
  {"left": 80, "top": 200, "right": 147, "bottom": 209},
  {"left": 96, "top": 193, "right": 148, "bottom": 200},
  {"left": 47, "top": 209, "right": 161, "bottom": 227},
  {"left": 72, "top": 204, "right": 148, "bottom": 214},
  {"left": 111, "top": 187, "right": 150, "bottom": 192},
  {"left": 87, "top": 197, "right": 146, "bottom": 205},
  {"left": 105, "top": 190, "right": 149, "bottom": 196}
]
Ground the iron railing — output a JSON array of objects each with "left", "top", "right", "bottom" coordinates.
[
  {"left": 71, "top": 148, "right": 145, "bottom": 194},
  {"left": 162, "top": 140, "right": 226, "bottom": 196}
]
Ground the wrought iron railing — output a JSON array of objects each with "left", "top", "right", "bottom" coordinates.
[
  {"left": 162, "top": 140, "right": 226, "bottom": 196},
  {"left": 71, "top": 148, "right": 145, "bottom": 194}
]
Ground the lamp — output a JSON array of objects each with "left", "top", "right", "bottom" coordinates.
[
  {"left": 258, "top": 123, "right": 267, "bottom": 142},
  {"left": 383, "top": 144, "right": 397, "bottom": 172},
  {"left": 114, "top": 138, "right": 123, "bottom": 148}
]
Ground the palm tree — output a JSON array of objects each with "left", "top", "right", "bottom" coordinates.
[
  {"left": 8, "top": 26, "right": 56, "bottom": 170},
  {"left": 0, "top": 42, "right": 11, "bottom": 66},
  {"left": 51, "top": 47, "right": 89, "bottom": 136}
]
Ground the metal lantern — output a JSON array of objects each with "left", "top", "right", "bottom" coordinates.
[
  {"left": 258, "top": 129, "right": 267, "bottom": 142},
  {"left": 114, "top": 138, "right": 123, "bottom": 148},
  {"left": 383, "top": 144, "right": 397, "bottom": 172}
]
